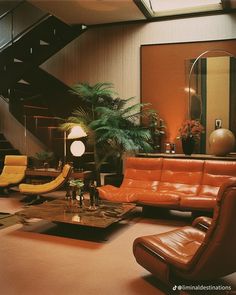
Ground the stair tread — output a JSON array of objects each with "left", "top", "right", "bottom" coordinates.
[{"left": 24, "top": 105, "right": 48, "bottom": 110}]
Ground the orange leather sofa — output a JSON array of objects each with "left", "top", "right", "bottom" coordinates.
[{"left": 98, "top": 157, "right": 236, "bottom": 211}]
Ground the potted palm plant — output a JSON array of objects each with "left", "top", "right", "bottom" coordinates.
[{"left": 60, "top": 82, "right": 155, "bottom": 186}]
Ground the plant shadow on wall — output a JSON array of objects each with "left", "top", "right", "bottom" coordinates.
[
  {"left": 60, "top": 82, "right": 158, "bottom": 186},
  {"left": 177, "top": 120, "right": 204, "bottom": 155}
]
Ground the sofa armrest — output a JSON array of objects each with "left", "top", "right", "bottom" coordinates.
[{"left": 192, "top": 216, "right": 212, "bottom": 231}]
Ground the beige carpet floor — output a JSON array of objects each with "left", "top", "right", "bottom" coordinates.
[{"left": 0, "top": 191, "right": 235, "bottom": 295}]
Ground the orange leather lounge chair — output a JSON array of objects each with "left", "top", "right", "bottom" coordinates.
[
  {"left": 133, "top": 177, "right": 236, "bottom": 286},
  {"left": 19, "top": 164, "right": 72, "bottom": 204},
  {"left": 0, "top": 155, "right": 28, "bottom": 194}
]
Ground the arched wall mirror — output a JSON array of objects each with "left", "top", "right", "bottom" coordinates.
[
  {"left": 141, "top": 39, "right": 236, "bottom": 154},
  {"left": 188, "top": 50, "right": 236, "bottom": 154}
]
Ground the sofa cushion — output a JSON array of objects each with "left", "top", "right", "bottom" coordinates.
[
  {"left": 122, "top": 157, "right": 163, "bottom": 191},
  {"left": 180, "top": 196, "right": 216, "bottom": 209},
  {"left": 136, "top": 191, "right": 181, "bottom": 206},
  {"left": 98, "top": 185, "right": 140, "bottom": 202},
  {"left": 125, "top": 156, "right": 163, "bottom": 171},
  {"left": 121, "top": 179, "right": 159, "bottom": 191},
  {"left": 199, "top": 160, "right": 236, "bottom": 197},
  {"left": 159, "top": 159, "right": 204, "bottom": 195}
]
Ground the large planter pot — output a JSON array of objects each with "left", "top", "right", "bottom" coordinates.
[{"left": 182, "top": 137, "right": 195, "bottom": 155}]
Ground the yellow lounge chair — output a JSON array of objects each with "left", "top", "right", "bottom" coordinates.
[
  {"left": 0, "top": 155, "right": 28, "bottom": 194},
  {"left": 19, "top": 164, "right": 72, "bottom": 204}
]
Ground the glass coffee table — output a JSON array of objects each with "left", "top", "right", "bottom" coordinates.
[{"left": 16, "top": 199, "right": 136, "bottom": 229}]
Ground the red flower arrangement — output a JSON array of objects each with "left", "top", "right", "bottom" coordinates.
[{"left": 178, "top": 119, "right": 204, "bottom": 140}]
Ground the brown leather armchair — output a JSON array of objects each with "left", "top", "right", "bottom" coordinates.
[{"left": 133, "top": 177, "right": 236, "bottom": 284}]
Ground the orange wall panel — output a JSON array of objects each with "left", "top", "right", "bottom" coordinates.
[{"left": 141, "top": 39, "right": 236, "bottom": 151}]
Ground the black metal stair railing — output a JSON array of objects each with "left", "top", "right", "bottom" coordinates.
[
  {"left": 0, "top": 0, "right": 87, "bottom": 160},
  {"left": 0, "top": 0, "right": 47, "bottom": 51},
  {"left": 0, "top": 2, "right": 86, "bottom": 92}
]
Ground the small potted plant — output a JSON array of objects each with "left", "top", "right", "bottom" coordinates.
[
  {"left": 178, "top": 119, "right": 204, "bottom": 155},
  {"left": 147, "top": 112, "right": 166, "bottom": 152},
  {"left": 68, "top": 179, "right": 84, "bottom": 206}
]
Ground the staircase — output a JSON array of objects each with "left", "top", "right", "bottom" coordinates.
[{"left": 0, "top": 1, "right": 87, "bottom": 160}]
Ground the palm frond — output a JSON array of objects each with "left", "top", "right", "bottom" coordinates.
[
  {"left": 120, "top": 96, "right": 136, "bottom": 106},
  {"left": 94, "top": 106, "right": 117, "bottom": 116},
  {"left": 71, "top": 107, "right": 92, "bottom": 122},
  {"left": 59, "top": 122, "right": 90, "bottom": 135},
  {"left": 70, "top": 82, "right": 118, "bottom": 106},
  {"left": 134, "top": 140, "right": 153, "bottom": 152},
  {"left": 93, "top": 82, "right": 116, "bottom": 96},
  {"left": 95, "top": 126, "right": 145, "bottom": 152},
  {"left": 59, "top": 122, "right": 78, "bottom": 131},
  {"left": 121, "top": 102, "right": 150, "bottom": 118}
]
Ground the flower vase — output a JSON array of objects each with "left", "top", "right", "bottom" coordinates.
[{"left": 182, "top": 137, "right": 195, "bottom": 155}]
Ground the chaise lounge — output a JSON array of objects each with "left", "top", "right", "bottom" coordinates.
[
  {"left": 19, "top": 164, "right": 72, "bottom": 204},
  {"left": 0, "top": 155, "right": 28, "bottom": 194},
  {"left": 98, "top": 157, "right": 236, "bottom": 212}
]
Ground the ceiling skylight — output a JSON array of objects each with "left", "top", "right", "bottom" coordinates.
[{"left": 142, "top": 0, "right": 222, "bottom": 17}]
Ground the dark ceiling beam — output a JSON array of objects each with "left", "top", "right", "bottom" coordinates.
[
  {"left": 133, "top": 0, "right": 236, "bottom": 23},
  {"left": 221, "top": 0, "right": 236, "bottom": 10},
  {"left": 133, "top": 0, "right": 154, "bottom": 19}
]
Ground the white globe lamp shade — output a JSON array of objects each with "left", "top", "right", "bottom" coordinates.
[
  {"left": 70, "top": 141, "right": 85, "bottom": 157},
  {"left": 68, "top": 126, "right": 87, "bottom": 139}
]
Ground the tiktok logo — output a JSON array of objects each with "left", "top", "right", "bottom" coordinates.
[{"left": 172, "top": 285, "right": 177, "bottom": 291}]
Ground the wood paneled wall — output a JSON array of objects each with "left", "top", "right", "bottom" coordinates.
[{"left": 42, "top": 13, "right": 236, "bottom": 104}]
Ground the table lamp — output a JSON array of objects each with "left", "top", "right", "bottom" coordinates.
[
  {"left": 64, "top": 125, "right": 87, "bottom": 163},
  {"left": 68, "top": 126, "right": 87, "bottom": 139}
]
